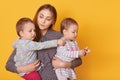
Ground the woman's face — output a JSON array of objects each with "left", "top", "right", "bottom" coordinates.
[{"left": 37, "top": 9, "right": 54, "bottom": 32}]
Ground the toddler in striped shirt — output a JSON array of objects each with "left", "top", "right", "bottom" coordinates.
[{"left": 54, "top": 18, "right": 91, "bottom": 80}]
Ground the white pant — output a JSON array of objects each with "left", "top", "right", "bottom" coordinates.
[
  {"left": 55, "top": 69, "right": 68, "bottom": 80},
  {"left": 55, "top": 69, "right": 75, "bottom": 80}
]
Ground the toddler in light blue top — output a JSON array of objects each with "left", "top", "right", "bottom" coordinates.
[{"left": 13, "top": 17, "right": 65, "bottom": 79}]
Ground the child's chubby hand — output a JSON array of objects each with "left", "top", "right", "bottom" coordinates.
[
  {"left": 79, "top": 46, "right": 91, "bottom": 56},
  {"left": 83, "top": 46, "right": 91, "bottom": 56},
  {"left": 57, "top": 37, "right": 66, "bottom": 46}
]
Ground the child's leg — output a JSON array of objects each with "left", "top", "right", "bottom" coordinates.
[
  {"left": 22, "top": 71, "right": 42, "bottom": 80},
  {"left": 55, "top": 69, "right": 67, "bottom": 80}
]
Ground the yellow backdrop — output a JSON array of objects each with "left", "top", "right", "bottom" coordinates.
[{"left": 0, "top": 0, "right": 120, "bottom": 80}]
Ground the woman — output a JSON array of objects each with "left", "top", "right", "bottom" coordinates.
[{"left": 6, "top": 4, "right": 82, "bottom": 80}]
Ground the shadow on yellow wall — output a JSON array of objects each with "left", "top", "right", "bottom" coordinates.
[{"left": 0, "top": 0, "right": 120, "bottom": 80}]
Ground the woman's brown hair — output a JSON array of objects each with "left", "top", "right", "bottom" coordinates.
[{"left": 33, "top": 4, "right": 57, "bottom": 41}]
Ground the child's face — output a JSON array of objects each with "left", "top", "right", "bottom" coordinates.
[
  {"left": 20, "top": 22, "right": 36, "bottom": 40},
  {"left": 63, "top": 24, "right": 78, "bottom": 41}
]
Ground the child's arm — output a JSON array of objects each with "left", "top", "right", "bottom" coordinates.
[
  {"left": 52, "top": 46, "right": 81, "bottom": 68},
  {"left": 24, "top": 39, "right": 65, "bottom": 51},
  {"left": 71, "top": 47, "right": 91, "bottom": 69},
  {"left": 57, "top": 46, "right": 80, "bottom": 58}
]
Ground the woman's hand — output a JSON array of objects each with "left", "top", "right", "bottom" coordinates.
[
  {"left": 52, "top": 57, "right": 71, "bottom": 68},
  {"left": 17, "top": 60, "right": 40, "bottom": 73}
]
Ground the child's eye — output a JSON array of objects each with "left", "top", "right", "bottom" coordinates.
[{"left": 29, "top": 30, "right": 32, "bottom": 32}]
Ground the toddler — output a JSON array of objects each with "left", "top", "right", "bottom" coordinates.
[
  {"left": 54, "top": 18, "right": 90, "bottom": 80},
  {"left": 13, "top": 17, "right": 64, "bottom": 80}
]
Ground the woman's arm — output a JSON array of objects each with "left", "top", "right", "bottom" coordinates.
[
  {"left": 17, "top": 60, "right": 40, "bottom": 73},
  {"left": 5, "top": 49, "right": 17, "bottom": 73},
  {"left": 71, "top": 57, "right": 82, "bottom": 69},
  {"left": 53, "top": 46, "right": 82, "bottom": 69},
  {"left": 52, "top": 57, "right": 82, "bottom": 69},
  {"left": 5, "top": 49, "right": 40, "bottom": 73},
  {"left": 52, "top": 57, "right": 71, "bottom": 68}
]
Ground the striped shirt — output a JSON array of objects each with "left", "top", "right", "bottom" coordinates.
[{"left": 55, "top": 41, "right": 80, "bottom": 79}]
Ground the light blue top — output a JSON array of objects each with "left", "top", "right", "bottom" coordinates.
[{"left": 13, "top": 39, "right": 57, "bottom": 76}]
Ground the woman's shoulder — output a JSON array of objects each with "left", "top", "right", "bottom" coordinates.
[
  {"left": 48, "top": 29, "right": 62, "bottom": 35},
  {"left": 49, "top": 29, "right": 60, "bottom": 34},
  {"left": 46, "top": 29, "right": 62, "bottom": 39}
]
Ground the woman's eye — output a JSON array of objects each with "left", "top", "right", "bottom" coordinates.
[{"left": 40, "top": 15, "right": 43, "bottom": 18}]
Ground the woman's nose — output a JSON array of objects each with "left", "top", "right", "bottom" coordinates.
[{"left": 42, "top": 18, "right": 45, "bottom": 23}]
